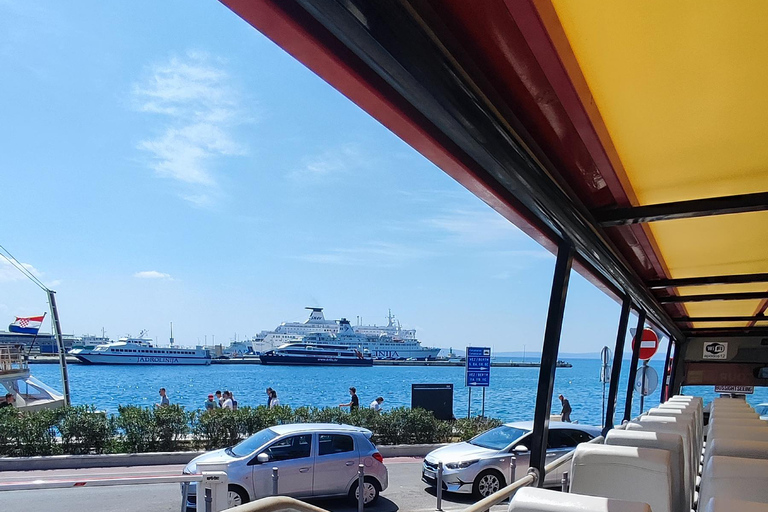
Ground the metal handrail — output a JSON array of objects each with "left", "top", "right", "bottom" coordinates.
[
  {"left": 227, "top": 496, "right": 332, "bottom": 512},
  {"left": 544, "top": 435, "right": 604, "bottom": 475},
  {"left": 462, "top": 473, "right": 536, "bottom": 512}
]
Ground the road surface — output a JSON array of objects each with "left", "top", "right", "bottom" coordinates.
[{"left": 0, "top": 458, "right": 509, "bottom": 512}]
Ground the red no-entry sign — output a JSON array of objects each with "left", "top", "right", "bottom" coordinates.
[{"left": 638, "top": 328, "right": 660, "bottom": 361}]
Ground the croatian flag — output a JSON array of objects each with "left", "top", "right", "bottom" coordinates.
[{"left": 9, "top": 315, "right": 45, "bottom": 335}]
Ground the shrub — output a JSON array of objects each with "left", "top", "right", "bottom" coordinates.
[
  {"left": 193, "top": 408, "right": 239, "bottom": 450},
  {"left": 11, "top": 408, "right": 61, "bottom": 456},
  {"left": 59, "top": 406, "right": 115, "bottom": 454},
  {"left": 453, "top": 416, "right": 503, "bottom": 441},
  {"left": 154, "top": 405, "right": 190, "bottom": 452},
  {"left": 115, "top": 406, "right": 158, "bottom": 453}
]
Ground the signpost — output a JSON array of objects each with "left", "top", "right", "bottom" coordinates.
[
  {"left": 466, "top": 347, "right": 490, "bottom": 418},
  {"left": 635, "top": 328, "right": 660, "bottom": 413},
  {"left": 599, "top": 346, "right": 612, "bottom": 428}
]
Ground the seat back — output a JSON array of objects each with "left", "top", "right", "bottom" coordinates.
[
  {"left": 703, "top": 497, "right": 768, "bottom": 512},
  {"left": 704, "top": 438, "right": 768, "bottom": 469},
  {"left": 507, "top": 487, "right": 652, "bottom": 512},
  {"left": 700, "top": 455, "right": 768, "bottom": 506},
  {"left": 708, "top": 416, "right": 767, "bottom": 439},
  {"left": 648, "top": 407, "right": 701, "bottom": 456},
  {"left": 569, "top": 444, "right": 672, "bottom": 512},
  {"left": 638, "top": 415, "right": 696, "bottom": 492},
  {"left": 605, "top": 429, "right": 687, "bottom": 512}
]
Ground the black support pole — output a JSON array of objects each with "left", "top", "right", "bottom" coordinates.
[
  {"left": 530, "top": 240, "right": 574, "bottom": 486},
  {"left": 668, "top": 341, "right": 682, "bottom": 397},
  {"left": 623, "top": 310, "right": 646, "bottom": 423},
  {"left": 603, "top": 298, "right": 631, "bottom": 436},
  {"left": 661, "top": 338, "right": 674, "bottom": 404}
]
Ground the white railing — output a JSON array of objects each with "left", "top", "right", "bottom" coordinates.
[{"left": 0, "top": 344, "right": 27, "bottom": 374}]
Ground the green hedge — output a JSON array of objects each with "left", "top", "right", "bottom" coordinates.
[{"left": 0, "top": 405, "right": 502, "bottom": 456}]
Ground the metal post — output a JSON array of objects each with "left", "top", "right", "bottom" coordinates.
[
  {"left": 668, "top": 341, "right": 682, "bottom": 397},
  {"left": 623, "top": 310, "right": 646, "bottom": 423},
  {"left": 204, "top": 488, "right": 212, "bottom": 512},
  {"left": 272, "top": 467, "right": 279, "bottom": 496},
  {"left": 530, "top": 240, "right": 574, "bottom": 486},
  {"left": 510, "top": 456, "right": 516, "bottom": 484},
  {"left": 661, "top": 338, "right": 674, "bottom": 403},
  {"left": 639, "top": 360, "right": 648, "bottom": 413},
  {"left": 357, "top": 464, "right": 365, "bottom": 512},
  {"left": 180, "top": 482, "right": 189, "bottom": 512},
  {"left": 603, "top": 298, "right": 631, "bottom": 435},
  {"left": 436, "top": 461, "right": 443, "bottom": 511},
  {"left": 481, "top": 387, "right": 485, "bottom": 417},
  {"left": 47, "top": 290, "right": 70, "bottom": 406},
  {"left": 561, "top": 471, "right": 570, "bottom": 493},
  {"left": 467, "top": 387, "right": 472, "bottom": 418}
]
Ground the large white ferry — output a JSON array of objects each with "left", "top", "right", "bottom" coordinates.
[
  {"left": 70, "top": 332, "right": 211, "bottom": 366},
  {"left": 250, "top": 308, "right": 440, "bottom": 360}
]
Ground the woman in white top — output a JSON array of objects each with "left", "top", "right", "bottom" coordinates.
[
  {"left": 269, "top": 390, "right": 280, "bottom": 408},
  {"left": 221, "top": 391, "right": 234, "bottom": 410}
]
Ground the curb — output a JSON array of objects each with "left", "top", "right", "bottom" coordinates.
[{"left": 0, "top": 444, "right": 444, "bottom": 472}]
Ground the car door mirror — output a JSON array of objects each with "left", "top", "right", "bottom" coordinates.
[
  {"left": 249, "top": 452, "right": 271, "bottom": 465},
  {"left": 513, "top": 445, "right": 529, "bottom": 453}
]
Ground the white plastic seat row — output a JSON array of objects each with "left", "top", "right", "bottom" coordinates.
[
  {"left": 569, "top": 444, "right": 674, "bottom": 512},
  {"left": 704, "top": 497, "right": 768, "bottom": 512},
  {"left": 508, "top": 487, "right": 651, "bottom": 512},
  {"left": 699, "top": 455, "right": 768, "bottom": 507},
  {"left": 704, "top": 438, "right": 768, "bottom": 469}
]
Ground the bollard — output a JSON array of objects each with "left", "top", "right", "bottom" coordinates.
[
  {"left": 204, "top": 488, "right": 212, "bottom": 512},
  {"left": 510, "top": 456, "right": 516, "bottom": 484},
  {"left": 272, "top": 467, "right": 279, "bottom": 496},
  {"left": 358, "top": 464, "right": 365, "bottom": 512},
  {"left": 180, "top": 482, "right": 189, "bottom": 512},
  {"left": 436, "top": 462, "right": 443, "bottom": 511},
  {"left": 561, "top": 471, "right": 569, "bottom": 493}
]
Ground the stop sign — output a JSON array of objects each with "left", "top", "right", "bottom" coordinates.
[{"left": 637, "top": 328, "right": 659, "bottom": 361}]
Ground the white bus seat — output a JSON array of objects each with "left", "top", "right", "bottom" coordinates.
[
  {"left": 707, "top": 425, "right": 768, "bottom": 444},
  {"left": 507, "top": 487, "right": 652, "bottom": 512},
  {"left": 704, "top": 497, "right": 768, "bottom": 512},
  {"left": 660, "top": 401, "right": 703, "bottom": 446},
  {"left": 707, "top": 417, "right": 767, "bottom": 440},
  {"left": 648, "top": 407, "right": 701, "bottom": 456},
  {"left": 570, "top": 444, "right": 673, "bottom": 512},
  {"left": 704, "top": 438, "right": 768, "bottom": 469},
  {"left": 605, "top": 429, "right": 688, "bottom": 512},
  {"left": 638, "top": 415, "right": 696, "bottom": 489},
  {"left": 709, "top": 408, "right": 759, "bottom": 420},
  {"left": 700, "top": 455, "right": 768, "bottom": 506},
  {"left": 626, "top": 420, "right": 693, "bottom": 505}
]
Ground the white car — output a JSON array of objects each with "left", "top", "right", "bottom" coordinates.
[
  {"left": 422, "top": 421, "right": 600, "bottom": 498},
  {"left": 756, "top": 403, "right": 768, "bottom": 420},
  {"left": 183, "top": 423, "right": 388, "bottom": 510}
]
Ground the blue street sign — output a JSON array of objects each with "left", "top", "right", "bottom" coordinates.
[{"left": 465, "top": 346, "right": 491, "bottom": 387}]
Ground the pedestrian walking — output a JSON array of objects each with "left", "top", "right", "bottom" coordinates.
[
  {"left": 156, "top": 388, "right": 170, "bottom": 407},
  {"left": 339, "top": 387, "right": 359, "bottom": 411},
  {"left": 369, "top": 396, "right": 384, "bottom": 412},
  {"left": 266, "top": 387, "right": 273, "bottom": 407},
  {"left": 269, "top": 389, "right": 280, "bottom": 408},
  {"left": 558, "top": 394, "right": 572, "bottom": 422}
]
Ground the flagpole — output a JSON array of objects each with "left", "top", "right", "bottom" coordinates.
[{"left": 47, "top": 290, "right": 71, "bottom": 406}]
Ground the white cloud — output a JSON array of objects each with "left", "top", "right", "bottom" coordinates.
[
  {"left": 423, "top": 208, "right": 524, "bottom": 244},
  {"left": 290, "top": 145, "right": 362, "bottom": 181},
  {"left": 133, "top": 271, "right": 172, "bottom": 280},
  {"left": 294, "top": 242, "right": 432, "bottom": 268},
  {"left": 0, "top": 258, "right": 42, "bottom": 283},
  {"left": 133, "top": 50, "right": 244, "bottom": 204}
]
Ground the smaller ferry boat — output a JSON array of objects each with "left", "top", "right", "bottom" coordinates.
[
  {"left": 0, "top": 344, "right": 64, "bottom": 411},
  {"left": 259, "top": 343, "right": 374, "bottom": 366},
  {"left": 70, "top": 331, "right": 211, "bottom": 366}
]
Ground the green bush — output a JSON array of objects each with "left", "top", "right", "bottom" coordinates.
[
  {"left": 59, "top": 406, "right": 115, "bottom": 454},
  {"left": 115, "top": 405, "right": 158, "bottom": 453},
  {"left": 453, "top": 416, "right": 503, "bottom": 441},
  {"left": 154, "top": 405, "right": 190, "bottom": 452},
  {"left": 193, "top": 408, "right": 240, "bottom": 450},
  {"left": 10, "top": 408, "right": 61, "bottom": 456}
]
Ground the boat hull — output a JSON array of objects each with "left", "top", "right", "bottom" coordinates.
[
  {"left": 72, "top": 354, "right": 211, "bottom": 365},
  {"left": 259, "top": 354, "right": 373, "bottom": 366}
]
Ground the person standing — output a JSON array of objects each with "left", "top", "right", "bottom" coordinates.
[
  {"left": 204, "top": 394, "right": 216, "bottom": 410},
  {"left": 558, "top": 394, "right": 572, "bottom": 422},
  {"left": 269, "top": 389, "right": 280, "bottom": 408},
  {"left": 0, "top": 393, "right": 14, "bottom": 409},
  {"left": 266, "top": 387, "right": 273, "bottom": 407},
  {"left": 215, "top": 390, "right": 223, "bottom": 407},
  {"left": 221, "top": 391, "right": 234, "bottom": 410},
  {"left": 156, "top": 388, "right": 170, "bottom": 407},
  {"left": 340, "top": 387, "right": 359, "bottom": 410},
  {"left": 369, "top": 396, "right": 384, "bottom": 412}
]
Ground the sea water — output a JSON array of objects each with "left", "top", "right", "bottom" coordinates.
[{"left": 29, "top": 359, "right": 768, "bottom": 425}]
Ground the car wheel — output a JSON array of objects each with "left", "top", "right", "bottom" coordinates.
[
  {"left": 472, "top": 469, "right": 505, "bottom": 499},
  {"left": 227, "top": 485, "right": 250, "bottom": 508},
  {"left": 349, "top": 478, "right": 380, "bottom": 506}
]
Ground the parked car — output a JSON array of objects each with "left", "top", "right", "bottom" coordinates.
[
  {"left": 756, "top": 403, "right": 768, "bottom": 420},
  {"left": 182, "top": 423, "right": 388, "bottom": 510},
  {"left": 422, "top": 421, "right": 601, "bottom": 498}
]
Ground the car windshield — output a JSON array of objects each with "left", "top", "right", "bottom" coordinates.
[
  {"left": 468, "top": 426, "right": 529, "bottom": 450},
  {"left": 230, "top": 428, "right": 280, "bottom": 457}
]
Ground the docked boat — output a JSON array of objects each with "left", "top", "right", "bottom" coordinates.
[
  {"left": 69, "top": 332, "right": 211, "bottom": 365},
  {"left": 250, "top": 308, "right": 440, "bottom": 359},
  {"left": 0, "top": 344, "right": 64, "bottom": 411},
  {"left": 259, "top": 342, "right": 374, "bottom": 366}
]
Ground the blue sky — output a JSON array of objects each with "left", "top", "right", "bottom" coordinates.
[{"left": 0, "top": 1, "right": 655, "bottom": 356}]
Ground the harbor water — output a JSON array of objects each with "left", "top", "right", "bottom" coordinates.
[{"left": 29, "top": 359, "right": 768, "bottom": 425}]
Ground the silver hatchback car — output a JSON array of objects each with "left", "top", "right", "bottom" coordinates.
[
  {"left": 422, "top": 421, "right": 600, "bottom": 498},
  {"left": 183, "top": 423, "right": 388, "bottom": 510}
]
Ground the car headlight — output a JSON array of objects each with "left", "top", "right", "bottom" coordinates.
[{"left": 445, "top": 460, "right": 479, "bottom": 469}]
